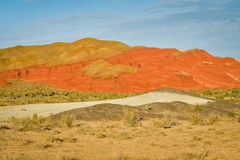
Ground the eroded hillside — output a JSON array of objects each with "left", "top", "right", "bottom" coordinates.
[{"left": 0, "top": 38, "right": 240, "bottom": 93}]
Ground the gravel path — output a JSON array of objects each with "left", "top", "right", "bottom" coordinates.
[{"left": 0, "top": 91, "right": 213, "bottom": 120}]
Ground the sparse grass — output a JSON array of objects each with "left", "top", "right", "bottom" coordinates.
[
  {"left": 0, "top": 125, "right": 11, "bottom": 130},
  {"left": 76, "top": 125, "right": 96, "bottom": 135},
  {"left": 189, "top": 113, "right": 204, "bottom": 125},
  {"left": 228, "top": 112, "right": 235, "bottom": 117},
  {"left": 40, "top": 143, "right": 53, "bottom": 149},
  {"left": 18, "top": 113, "right": 53, "bottom": 131},
  {"left": 179, "top": 151, "right": 208, "bottom": 160},
  {"left": 114, "top": 131, "right": 131, "bottom": 140},
  {"left": 60, "top": 115, "right": 74, "bottom": 128},
  {"left": 192, "top": 88, "right": 240, "bottom": 103},
  {"left": 1, "top": 113, "right": 240, "bottom": 160},
  {"left": 44, "top": 132, "right": 77, "bottom": 143},
  {"left": 152, "top": 115, "right": 174, "bottom": 128},
  {"left": 163, "top": 151, "right": 208, "bottom": 160},
  {"left": 189, "top": 113, "right": 219, "bottom": 125},
  {"left": 0, "top": 79, "right": 137, "bottom": 106},
  {"left": 123, "top": 107, "right": 139, "bottom": 127},
  {"left": 207, "top": 114, "right": 219, "bottom": 125},
  {"left": 2, "top": 97, "right": 239, "bottom": 159},
  {"left": 22, "top": 139, "right": 34, "bottom": 145},
  {"left": 44, "top": 133, "right": 64, "bottom": 143},
  {"left": 12, "top": 113, "right": 77, "bottom": 132},
  {"left": 64, "top": 136, "right": 78, "bottom": 143},
  {"left": 192, "top": 105, "right": 202, "bottom": 112},
  {"left": 96, "top": 132, "right": 106, "bottom": 138}
]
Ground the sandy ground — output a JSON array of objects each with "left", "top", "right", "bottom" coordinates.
[
  {"left": 1, "top": 118, "right": 240, "bottom": 160},
  {"left": 0, "top": 91, "right": 212, "bottom": 120},
  {"left": 0, "top": 96, "right": 239, "bottom": 160}
]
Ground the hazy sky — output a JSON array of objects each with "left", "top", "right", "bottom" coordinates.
[{"left": 0, "top": 0, "right": 239, "bottom": 58}]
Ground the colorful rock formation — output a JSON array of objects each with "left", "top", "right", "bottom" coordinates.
[{"left": 0, "top": 38, "right": 239, "bottom": 93}]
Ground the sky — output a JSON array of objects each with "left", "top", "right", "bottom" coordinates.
[{"left": 0, "top": 0, "right": 240, "bottom": 58}]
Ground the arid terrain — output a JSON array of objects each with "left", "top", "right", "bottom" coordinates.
[
  {"left": 1, "top": 0, "right": 240, "bottom": 158},
  {"left": 0, "top": 38, "right": 240, "bottom": 160},
  {"left": 0, "top": 89, "right": 213, "bottom": 120},
  {"left": 0, "top": 100, "right": 240, "bottom": 160}
]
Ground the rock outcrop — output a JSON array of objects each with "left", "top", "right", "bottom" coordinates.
[{"left": 0, "top": 38, "right": 239, "bottom": 93}]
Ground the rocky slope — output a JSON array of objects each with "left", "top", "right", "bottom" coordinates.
[{"left": 0, "top": 38, "right": 239, "bottom": 93}]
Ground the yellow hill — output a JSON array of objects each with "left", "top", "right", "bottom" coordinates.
[
  {"left": 172, "top": 48, "right": 200, "bottom": 56},
  {"left": 0, "top": 38, "right": 130, "bottom": 71},
  {"left": 81, "top": 59, "right": 139, "bottom": 79}
]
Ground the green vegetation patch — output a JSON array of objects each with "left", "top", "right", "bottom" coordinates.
[
  {"left": 0, "top": 79, "right": 136, "bottom": 106},
  {"left": 192, "top": 88, "right": 240, "bottom": 103}
]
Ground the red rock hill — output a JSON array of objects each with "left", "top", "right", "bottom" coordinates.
[{"left": 0, "top": 38, "right": 239, "bottom": 93}]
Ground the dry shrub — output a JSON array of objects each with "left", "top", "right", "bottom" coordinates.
[
  {"left": 12, "top": 113, "right": 76, "bottom": 132},
  {"left": 60, "top": 115, "right": 75, "bottom": 128},
  {"left": 190, "top": 113, "right": 219, "bottom": 125},
  {"left": 115, "top": 132, "right": 131, "bottom": 140},
  {"left": 19, "top": 113, "right": 55, "bottom": 131},
  {"left": 123, "top": 107, "right": 139, "bottom": 127},
  {"left": 96, "top": 132, "right": 106, "bottom": 138},
  {"left": 152, "top": 115, "right": 174, "bottom": 128},
  {"left": 207, "top": 114, "right": 219, "bottom": 125},
  {"left": 189, "top": 113, "right": 204, "bottom": 125}
]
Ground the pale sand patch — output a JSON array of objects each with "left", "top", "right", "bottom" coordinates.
[{"left": 0, "top": 91, "right": 213, "bottom": 120}]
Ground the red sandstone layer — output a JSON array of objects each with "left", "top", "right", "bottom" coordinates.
[{"left": 0, "top": 48, "right": 239, "bottom": 93}]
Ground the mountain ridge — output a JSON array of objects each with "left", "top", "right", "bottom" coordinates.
[
  {"left": 0, "top": 38, "right": 130, "bottom": 71},
  {"left": 0, "top": 38, "right": 239, "bottom": 93}
]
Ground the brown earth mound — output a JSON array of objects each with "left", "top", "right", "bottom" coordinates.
[
  {"left": 54, "top": 101, "right": 240, "bottom": 121},
  {"left": 0, "top": 38, "right": 240, "bottom": 93}
]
